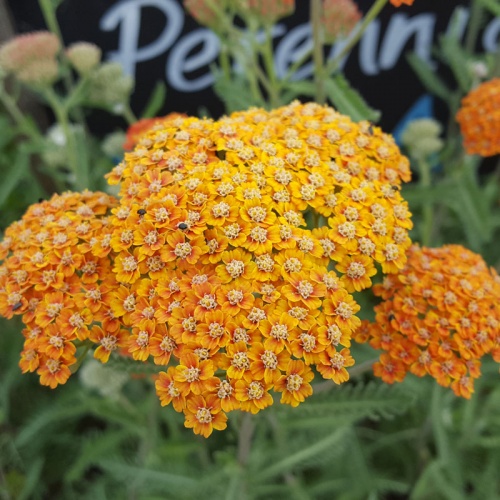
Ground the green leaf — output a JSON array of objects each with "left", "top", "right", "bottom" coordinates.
[
  {"left": 259, "top": 426, "right": 350, "bottom": 481},
  {"left": 0, "top": 116, "right": 17, "bottom": 149},
  {"left": 438, "top": 11, "right": 472, "bottom": 93},
  {"left": 282, "top": 381, "right": 416, "bottom": 424},
  {"left": 325, "top": 75, "right": 381, "bottom": 123},
  {"left": 0, "top": 147, "right": 30, "bottom": 206},
  {"left": 280, "top": 80, "right": 317, "bottom": 102},
  {"left": 18, "top": 457, "right": 44, "bottom": 500},
  {"left": 141, "top": 81, "right": 167, "bottom": 119},
  {"left": 407, "top": 53, "right": 451, "bottom": 101},
  {"left": 65, "top": 430, "right": 133, "bottom": 482},
  {"left": 213, "top": 72, "right": 262, "bottom": 113},
  {"left": 476, "top": 0, "right": 500, "bottom": 16},
  {"left": 444, "top": 170, "right": 493, "bottom": 250},
  {"left": 15, "top": 398, "right": 89, "bottom": 449},
  {"left": 98, "top": 460, "right": 199, "bottom": 494}
]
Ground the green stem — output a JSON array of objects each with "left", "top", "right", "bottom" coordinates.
[
  {"left": 122, "top": 103, "right": 138, "bottom": 125},
  {"left": 38, "top": 0, "right": 75, "bottom": 96},
  {"left": 237, "top": 412, "right": 255, "bottom": 466},
  {"left": 282, "top": 46, "right": 314, "bottom": 83},
  {"left": 431, "top": 384, "right": 449, "bottom": 462},
  {"left": 311, "top": 0, "right": 326, "bottom": 104},
  {"left": 0, "top": 86, "right": 42, "bottom": 143},
  {"left": 493, "top": 44, "right": 500, "bottom": 77},
  {"left": 71, "top": 342, "right": 92, "bottom": 374},
  {"left": 43, "top": 88, "right": 88, "bottom": 190},
  {"left": 464, "top": 0, "right": 484, "bottom": 56},
  {"left": 325, "top": 0, "right": 389, "bottom": 75},
  {"left": 219, "top": 43, "right": 232, "bottom": 82},
  {"left": 38, "top": 0, "right": 63, "bottom": 44},
  {"left": 225, "top": 413, "right": 254, "bottom": 500},
  {"left": 418, "top": 158, "right": 434, "bottom": 246},
  {"left": 261, "top": 24, "right": 280, "bottom": 107}
]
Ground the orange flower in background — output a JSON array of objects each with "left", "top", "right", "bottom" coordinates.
[
  {"left": 456, "top": 78, "right": 500, "bottom": 157},
  {"left": 322, "top": 0, "right": 362, "bottom": 42},
  {"left": 355, "top": 245, "right": 500, "bottom": 399},
  {"left": 389, "top": 0, "right": 414, "bottom": 6},
  {"left": 0, "top": 191, "right": 120, "bottom": 387},
  {"left": 123, "top": 113, "right": 187, "bottom": 150}
]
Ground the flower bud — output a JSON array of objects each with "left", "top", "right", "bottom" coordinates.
[
  {"left": 401, "top": 118, "right": 443, "bottom": 159},
  {"left": 88, "top": 62, "right": 134, "bottom": 107},
  {"left": 66, "top": 42, "right": 102, "bottom": 75}
]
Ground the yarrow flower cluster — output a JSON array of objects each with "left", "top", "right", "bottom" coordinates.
[
  {"left": 355, "top": 245, "right": 500, "bottom": 399},
  {"left": 102, "top": 101, "right": 412, "bottom": 436},
  {"left": 321, "top": 0, "right": 362, "bottom": 42},
  {"left": 0, "top": 191, "right": 118, "bottom": 388},
  {"left": 183, "top": 0, "right": 295, "bottom": 27},
  {"left": 0, "top": 101, "right": 412, "bottom": 437},
  {"left": 0, "top": 31, "right": 60, "bottom": 85},
  {"left": 456, "top": 78, "right": 500, "bottom": 157}
]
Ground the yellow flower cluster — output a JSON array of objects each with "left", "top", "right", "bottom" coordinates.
[
  {"left": 0, "top": 191, "right": 118, "bottom": 388},
  {"left": 0, "top": 102, "right": 413, "bottom": 437},
  {"left": 103, "top": 101, "right": 412, "bottom": 436},
  {"left": 355, "top": 245, "right": 500, "bottom": 399}
]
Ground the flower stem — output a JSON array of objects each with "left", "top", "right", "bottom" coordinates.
[
  {"left": 325, "top": 0, "right": 388, "bottom": 75},
  {"left": 122, "top": 103, "right": 138, "bottom": 125},
  {"left": 237, "top": 412, "right": 255, "bottom": 466},
  {"left": 311, "top": 0, "right": 326, "bottom": 104},
  {"left": 43, "top": 87, "right": 89, "bottom": 190},
  {"left": 464, "top": 0, "right": 484, "bottom": 56},
  {"left": 38, "top": 0, "right": 75, "bottom": 95},
  {"left": 418, "top": 158, "right": 434, "bottom": 246},
  {"left": 0, "top": 86, "right": 42, "bottom": 143}
]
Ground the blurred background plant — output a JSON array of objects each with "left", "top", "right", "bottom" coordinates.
[{"left": 1, "top": 0, "right": 500, "bottom": 499}]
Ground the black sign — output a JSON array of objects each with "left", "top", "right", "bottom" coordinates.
[{"left": 8, "top": 0, "right": 497, "bottom": 138}]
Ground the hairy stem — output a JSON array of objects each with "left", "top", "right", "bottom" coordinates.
[
  {"left": 311, "top": 0, "right": 326, "bottom": 103},
  {"left": 325, "top": 0, "right": 388, "bottom": 75},
  {"left": 418, "top": 158, "right": 434, "bottom": 246}
]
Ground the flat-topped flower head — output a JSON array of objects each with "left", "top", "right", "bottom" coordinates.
[
  {"left": 456, "top": 78, "right": 500, "bottom": 157},
  {"left": 100, "top": 101, "right": 414, "bottom": 435},
  {"left": 355, "top": 244, "right": 500, "bottom": 399},
  {"left": 0, "top": 191, "right": 120, "bottom": 387},
  {"left": 0, "top": 31, "right": 60, "bottom": 74}
]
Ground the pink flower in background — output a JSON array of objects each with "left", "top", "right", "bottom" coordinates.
[
  {"left": 322, "top": 0, "right": 362, "bottom": 42},
  {"left": 184, "top": 0, "right": 219, "bottom": 27},
  {"left": 0, "top": 31, "right": 60, "bottom": 74},
  {"left": 244, "top": 0, "right": 295, "bottom": 20},
  {"left": 16, "top": 59, "right": 59, "bottom": 86}
]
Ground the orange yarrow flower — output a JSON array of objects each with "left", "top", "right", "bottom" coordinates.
[
  {"left": 356, "top": 245, "right": 500, "bottom": 399},
  {"left": 456, "top": 78, "right": 500, "bottom": 157}
]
